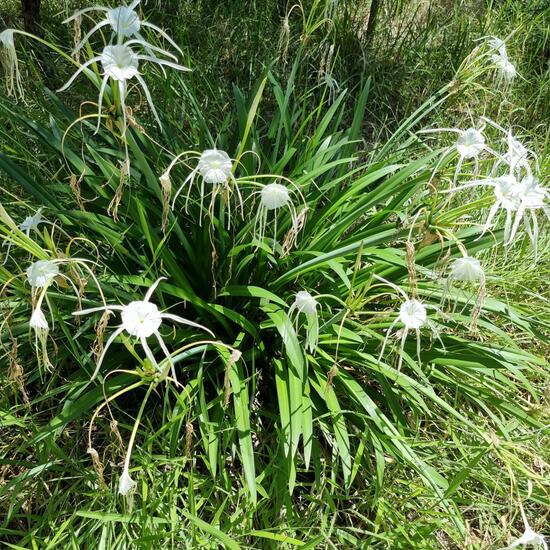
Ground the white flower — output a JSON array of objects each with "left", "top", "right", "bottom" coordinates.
[
  {"left": 487, "top": 37, "right": 516, "bottom": 87},
  {"left": 101, "top": 44, "right": 140, "bottom": 81},
  {"left": 65, "top": 0, "right": 183, "bottom": 58},
  {"left": 73, "top": 277, "right": 214, "bottom": 381},
  {"left": 20, "top": 208, "right": 44, "bottom": 233},
  {"left": 374, "top": 275, "right": 439, "bottom": 371},
  {"left": 170, "top": 149, "right": 243, "bottom": 229},
  {"left": 26, "top": 260, "right": 60, "bottom": 288},
  {"left": 482, "top": 118, "right": 537, "bottom": 179},
  {"left": 2, "top": 208, "right": 47, "bottom": 265},
  {"left": 261, "top": 183, "right": 291, "bottom": 210},
  {"left": 446, "top": 170, "right": 548, "bottom": 255},
  {"left": 421, "top": 125, "right": 488, "bottom": 191},
  {"left": 120, "top": 300, "right": 162, "bottom": 337},
  {"left": 107, "top": 6, "right": 141, "bottom": 38},
  {"left": 118, "top": 467, "right": 136, "bottom": 496},
  {"left": 29, "top": 303, "right": 52, "bottom": 369},
  {"left": 500, "top": 510, "right": 548, "bottom": 550},
  {"left": 30, "top": 307, "right": 49, "bottom": 330},
  {"left": 58, "top": 43, "right": 189, "bottom": 134},
  {"left": 488, "top": 37, "right": 508, "bottom": 58},
  {"left": 0, "top": 29, "right": 23, "bottom": 99},
  {"left": 294, "top": 291, "right": 318, "bottom": 314},
  {"left": 508, "top": 176, "right": 550, "bottom": 257},
  {"left": 445, "top": 173, "right": 522, "bottom": 243},
  {"left": 450, "top": 256, "right": 485, "bottom": 283},
  {"left": 455, "top": 128, "right": 485, "bottom": 159},
  {"left": 254, "top": 183, "right": 297, "bottom": 250},
  {"left": 493, "top": 56, "right": 517, "bottom": 84},
  {"left": 398, "top": 299, "right": 427, "bottom": 329},
  {"left": 198, "top": 149, "right": 233, "bottom": 184},
  {"left": 285, "top": 291, "right": 319, "bottom": 352}
]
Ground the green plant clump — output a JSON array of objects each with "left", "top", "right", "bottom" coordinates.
[{"left": 0, "top": 1, "right": 548, "bottom": 548}]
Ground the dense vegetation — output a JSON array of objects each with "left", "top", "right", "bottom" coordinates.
[{"left": 1, "top": 0, "right": 548, "bottom": 548}]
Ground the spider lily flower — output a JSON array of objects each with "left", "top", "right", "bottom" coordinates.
[
  {"left": 487, "top": 36, "right": 516, "bottom": 87},
  {"left": 493, "top": 56, "right": 517, "bottom": 85},
  {"left": 450, "top": 256, "right": 485, "bottom": 284},
  {"left": 285, "top": 291, "right": 319, "bottom": 352},
  {"left": 20, "top": 208, "right": 45, "bottom": 233},
  {"left": 443, "top": 173, "right": 522, "bottom": 242},
  {"left": 170, "top": 149, "right": 243, "bottom": 229},
  {"left": 64, "top": 0, "right": 183, "bottom": 59},
  {"left": 253, "top": 182, "right": 297, "bottom": 250},
  {"left": 441, "top": 254, "right": 485, "bottom": 314},
  {"left": 73, "top": 278, "right": 214, "bottom": 381},
  {"left": 2, "top": 208, "right": 47, "bottom": 265},
  {"left": 508, "top": 176, "right": 550, "bottom": 258},
  {"left": 482, "top": 118, "right": 537, "bottom": 178},
  {"left": 58, "top": 43, "right": 189, "bottom": 135},
  {"left": 26, "top": 260, "right": 60, "bottom": 288},
  {"left": 29, "top": 301, "right": 52, "bottom": 369},
  {"left": 421, "top": 125, "right": 489, "bottom": 191},
  {"left": 118, "top": 466, "right": 137, "bottom": 496},
  {"left": 500, "top": 510, "right": 548, "bottom": 550},
  {"left": 0, "top": 29, "right": 24, "bottom": 99},
  {"left": 450, "top": 171, "right": 549, "bottom": 252},
  {"left": 373, "top": 275, "right": 440, "bottom": 371},
  {"left": 30, "top": 306, "right": 49, "bottom": 331}
]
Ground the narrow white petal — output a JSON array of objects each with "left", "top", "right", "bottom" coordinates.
[
  {"left": 143, "top": 277, "right": 166, "bottom": 303},
  {"left": 91, "top": 325, "right": 124, "bottom": 380},
  {"left": 141, "top": 336, "right": 160, "bottom": 370},
  {"left": 57, "top": 57, "right": 102, "bottom": 92},
  {"left": 73, "top": 305, "right": 123, "bottom": 316},
  {"left": 72, "top": 20, "right": 110, "bottom": 53},
  {"left": 140, "top": 21, "right": 184, "bottom": 55},
  {"left": 63, "top": 6, "right": 108, "bottom": 24},
  {"left": 160, "top": 312, "right": 214, "bottom": 336},
  {"left": 135, "top": 73, "right": 162, "bottom": 130}
]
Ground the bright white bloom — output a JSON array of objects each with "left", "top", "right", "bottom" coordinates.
[
  {"left": 254, "top": 183, "right": 297, "bottom": 250},
  {"left": 286, "top": 291, "right": 319, "bottom": 352},
  {"left": 170, "top": 149, "right": 243, "bottom": 229},
  {"left": 26, "top": 260, "right": 60, "bottom": 288},
  {"left": 198, "top": 149, "right": 233, "bottom": 184},
  {"left": 422, "top": 125, "right": 489, "bottom": 191},
  {"left": 488, "top": 37, "right": 508, "bottom": 58},
  {"left": 455, "top": 128, "right": 486, "bottom": 159},
  {"left": 65, "top": 0, "right": 183, "bottom": 58},
  {"left": 450, "top": 256, "right": 485, "bottom": 283},
  {"left": 29, "top": 307, "right": 49, "bottom": 330},
  {"left": 73, "top": 278, "right": 213, "bottom": 381},
  {"left": 500, "top": 510, "right": 548, "bottom": 550},
  {"left": 488, "top": 37, "right": 516, "bottom": 87},
  {"left": 482, "top": 118, "right": 537, "bottom": 179},
  {"left": 29, "top": 304, "right": 52, "bottom": 369},
  {"left": 509, "top": 176, "right": 550, "bottom": 257},
  {"left": 2, "top": 208, "right": 47, "bottom": 265},
  {"left": 374, "top": 275, "right": 439, "bottom": 371},
  {"left": 450, "top": 171, "right": 549, "bottom": 253},
  {"left": 493, "top": 56, "right": 517, "bottom": 84},
  {"left": 58, "top": 42, "right": 189, "bottom": 134},
  {"left": 445, "top": 173, "right": 522, "bottom": 243},
  {"left": 398, "top": 299, "right": 427, "bottom": 329},
  {"left": 261, "top": 183, "right": 291, "bottom": 210},
  {"left": 20, "top": 208, "right": 44, "bottom": 233},
  {"left": 499, "top": 131, "right": 533, "bottom": 177},
  {"left": 118, "top": 467, "right": 137, "bottom": 496},
  {"left": 0, "top": 29, "right": 23, "bottom": 99}
]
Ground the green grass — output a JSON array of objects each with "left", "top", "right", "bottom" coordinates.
[{"left": 0, "top": 0, "right": 549, "bottom": 548}]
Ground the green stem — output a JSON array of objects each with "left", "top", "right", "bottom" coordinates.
[{"left": 123, "top": 382, "right": 156, "bottom": 470}]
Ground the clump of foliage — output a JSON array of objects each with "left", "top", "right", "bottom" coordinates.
[{"left": 0, "top": 1, "right": 548, "bottom": 548}]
